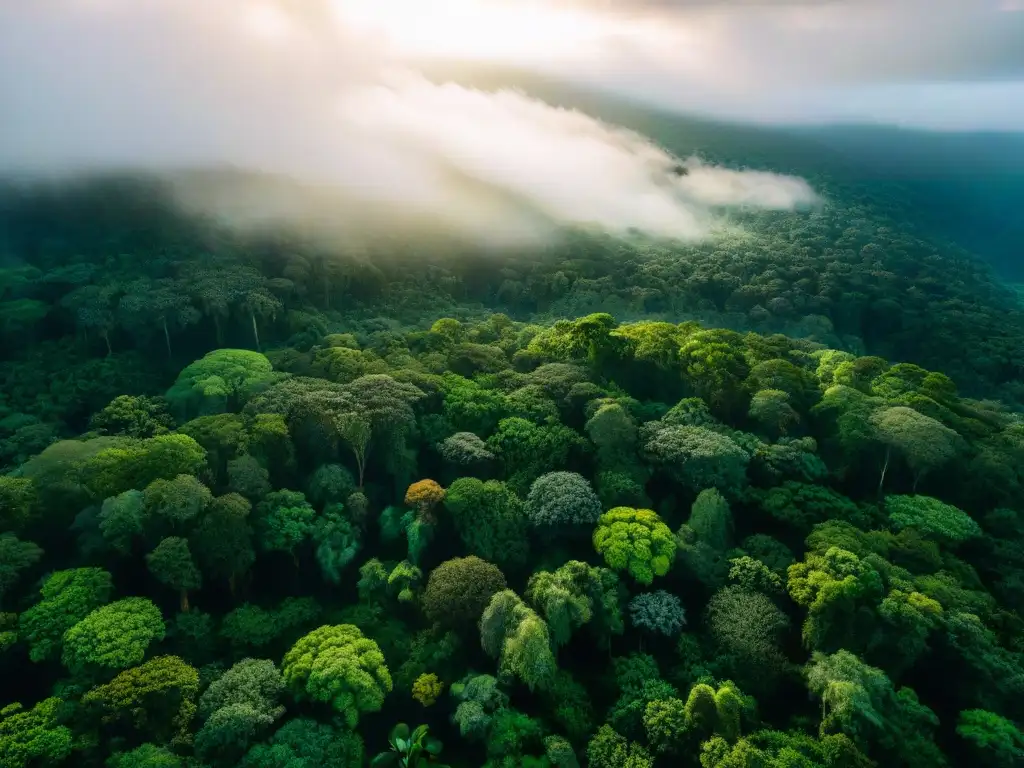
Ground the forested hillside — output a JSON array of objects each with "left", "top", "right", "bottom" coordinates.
[{"left": 2, "top": 92, "right": 1024, "bottom": 768}]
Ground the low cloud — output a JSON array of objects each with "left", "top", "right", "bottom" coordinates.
[{"left": 0, "top": 0, "right": 818, "bottom": 249}]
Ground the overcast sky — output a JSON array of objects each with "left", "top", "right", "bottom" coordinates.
[{"left": 0, "top": 0, "right": 1017, "bottom": 247}]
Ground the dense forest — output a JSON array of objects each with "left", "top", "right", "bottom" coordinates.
[{"left": 2, "top": 128, "right": 1024, "bottom": 768}]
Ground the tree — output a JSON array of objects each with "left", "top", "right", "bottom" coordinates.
[
  {"left": 165, "top": 349, "right": 276, "bottom": 420},
  {"left": 0, "top": 534, "right": 42, "bottom": 608},
  {"left": 306, "top": 464, "right": 357, "bottom": 509},
  {"left": 0, "top": 698, "right": 73, "bottom": 768},
  {"left": 98, "top": 489, "right": 148, "bottom": 555},
  {"left": 239, "top": 717, "right": 363, "bottom": 768},
  {"left": 586, "top": 402, "right": 638, "bottom": 467},
  {"left": 195, "top": 659, "right": 285, "bottom": 763},
  {"left": 191, "top": 492, "right": 255, "bottom": 594},
  {"left": 526, "top": 560, "right": 624, "bottom": 648},
  {"left": 90, "top": 395, "right": 174, "bottom": 438},
  {"left": 885, "top": 494, "right": 981, "bottom": 544},
  {"left": 412, "top": 673, "right": 444, "bottom": 707},
  {"left": 443, "top": 478, "right": 529, "bottom": 568},
  {"left": 486, "top": 418, "right": 585, "bottom": 491},
  {"left": 422, "top": 557, "right": 506, "bottom": 630},
  {"left": 228, "top": 455, "right": 272, "bottom": 501},
  {"left": 62, "top": 597, "right": 166, "bottom": 674},
  {"left": 956, "top": 709, "right": 1024, "bottom": 768},
  {"left": 118, "top": 277, "right": 200, "bottom": 359},
  {"left": 404, "top": 480, "right": 446, "bottom": 522},
  {"left": 787, "top": 547, "right": 884, "bottom": 651},
  {"left": 586, "top": 725, "right": 653, "bottom": 768},
  {"left": 480, "top": 590, "right": 556, "bottom": 691},
  {"left": 146, "top": 537, "right": 202, "bottom": 612},
  {"left": 628, "top": 592, "right": 686, "bottom": 638},
  {"left": 437, "top": 432, "right": 494, "bottom": 466},
  {"left": 312, "top": 505, "right": 361, "bottom": 584},
  {"left": 643, "top": 697, "right": 687, "bottom": 755},
  {"left": 748, "top": 389, "right": 800, "bottom": 436},
  {"left": 871, "top": 406, "right": 960, "bottom": 492},
  {"left": 687, "top": 489, "right": 733, "bottom": 552},
  {"left": 19, "top": 567, "right": 113, "bottom": 662},
  {"left": 706, "top": 586, "right": 790, "bottom": 695},
  {"left": 220, "top": 598, "right": 322, "bottom": 654},
  {"left": 281, "top": 624, "right": 392, "bottom": 728},
  {"left": 593, "top": 508, "right": 676, "bottom": 585},
  {"left": 641, "top": 425, "right": 749, "bottom": 496},
  {"left": 82, "top": 655, "right": 199, "bottom": 747},
  {"left": 143, "top": 474, "right": 212, "bottom": 529},
  {"left": 524, "top": 472, "right": 602, "bottom": 536},
  {"left": 81, "top": 434, "right": 207, "bottom": 500},
  {"left": 806, "top": 650, "right": 945, "bottom": 768},
  {"left": 106, "top": 743, "right": 183, "bottom": 768},
  {"left": 254, "top": 490, "right": 316, "bottom": 562}
]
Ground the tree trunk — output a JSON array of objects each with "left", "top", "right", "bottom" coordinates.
[
  {"left": 162, "top": 319, "right": 173, "bottom": 358},
  {"left": 102, "top": 330, "right": 112, "bottom": 357},
  {"left": 354, "top": 448, "right": 366, "bottom": 488},
  {"left": 878, "top": 446, "right": 891, "bottom": 496},
  {"left": 251, "top": 311, "right": 261, "bottom": 351},
  {"left": 180, "top": 590, "right": 190, "bottom": 613}
]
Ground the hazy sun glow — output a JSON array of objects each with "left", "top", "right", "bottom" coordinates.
[{"left": 330, "top": 0, "right": 619, "bottom": 63}]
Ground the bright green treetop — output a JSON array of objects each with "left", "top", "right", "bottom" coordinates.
[
  {"left": 281, "top": 624, "right": 392, "bottom": 728},
  {"left": 62, "top": 597, "right": 165, "bottom": 674},
  {"left": 593, "top": 507, "right": 676, "bottom": 585},
  {"left": 19, "top": 567, "right": 113, "bottom": 663},
  {"left": 82, "top": 655, "right": 199, "bottom": 748},
  {"left": 0, "top": 698, "right": 72, "bottom": 768}
]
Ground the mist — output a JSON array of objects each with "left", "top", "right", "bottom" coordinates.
[{"left": 0, "top": 0, "right": 820, "bottom": 250}]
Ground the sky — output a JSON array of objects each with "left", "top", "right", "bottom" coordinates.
[{"left": 0, "top": 0, "right": 1018, "bottom": 247}]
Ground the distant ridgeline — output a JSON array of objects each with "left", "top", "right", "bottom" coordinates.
[{"left": 0, "top": 167, "right": 1022, "bottom": 445}]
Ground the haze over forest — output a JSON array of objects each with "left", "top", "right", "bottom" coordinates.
[{"left": 1, "top": 4, "right": 1023, "bottom": 768}]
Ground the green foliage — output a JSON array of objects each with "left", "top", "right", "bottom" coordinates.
[
  {"left": 0, "top": 534, "right": 42, "bottom": 608},
  {"left": 641, "top": 425, "right": 749, "bottom": 496},
  {"left": 165, "top": 349, "right": 276, "bottom": 420},
  {"left": 220, "top": 597, "right": 322, "bottom": 653},
  {"left": 19, "top": 567, "right": 113, "bottom": 662},
  {"left": 195, "top": 659, "right": 284, "bottom": 763},
  {"left": 81, "top": 434, "right": 207, "bottom": 500},
  {"left": 82, "top": 655, "right": 199, "bottom": 747},
  {"left": 688, "top": 488, "right": 734, "bottom": 551},
  {"left": 0, "top": 698, "right": 73, "bottom": 768},
  {"left": 312, "top": 505, "right": 361, "bottom": 584},
  {"left": 90, "top": 395, "right": 174, "bottom": 438},
  {"left": 371, "top": 722, "right": 448, "bottom": 768},
  {"left": 525, "top": 471, "right": 602, "bottom": 534},
  {"left": 146, "top": 537, "right": 202, "bottom": 611},
  {"left": 254, "top": 490, "right": 316, "bottom": 557},
  {"left": 956, "top": 709, "right": 1024, "bottom": 768},
  {"left": 62, "top": 597, "right": 166, "bottom": 674},
  {"left": 191, "top": 492, "right": 254, "bottom": 590},
  {"left": 444, "top": 478, "right": 528, "bottom": 567},
  {"left": 628, "top": 591, "right": 686, "bottom": 637},
  {"left": 806, "top": 650, "right": 945, "bottom": 768},
  {"left": 593, "top": 507, "right": 676, "bottom": 585},
  {"left": 586, "top": 725, "right": 654, "bottom": 768},
  {"left": 480, "top": 590, "right": 556, "bottom": 691},
  {"left": 885, "top": 494, "right": 981, "bottom": 543},
  {"left": 787, "top": 547, "right": 884, "bottom": 651},
  {"left": 422, "top": 557, "right": 507, "bottom": 629},
  {"left": 281, "top": 624, "right": 392, "bottom": 727},
  {"left": 239, "top": 717, "right": 363, "bottom": 768},
  {"left": 526, "top": 560, "right": 623, "bottom": 647}
]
